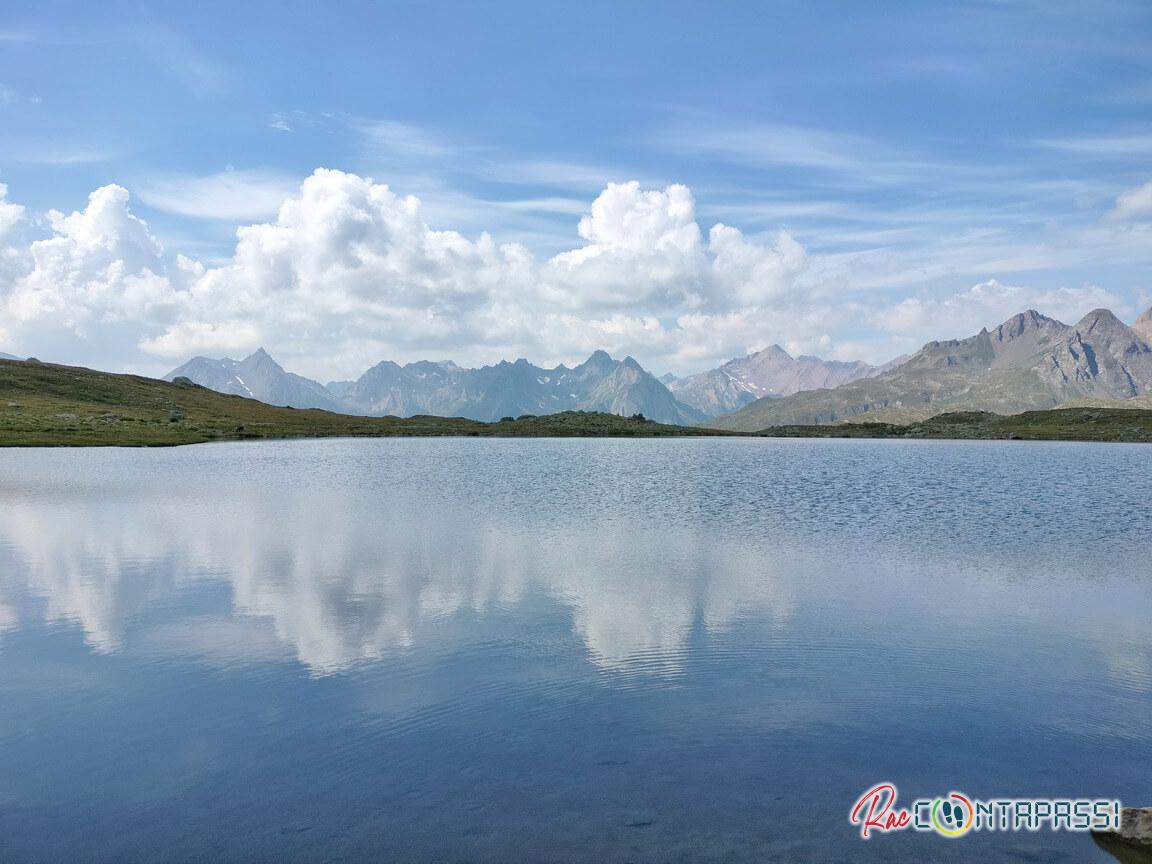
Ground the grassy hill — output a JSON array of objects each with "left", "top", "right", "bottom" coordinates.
[
  {"left": 759, "top": 409, "right": 1152, "bottom": 443},
  {"left": 4, "top": 359, "right": 1151, "bottom": 446},
  {"left": 0, "top": 359, "right": 733, "bottom": 446}
]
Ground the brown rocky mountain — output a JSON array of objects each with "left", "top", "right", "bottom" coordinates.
[{"left": 709, "top": 306, "right": 1152, "bottom": 431}]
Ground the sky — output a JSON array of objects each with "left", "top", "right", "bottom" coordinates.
[{"left": 1, "top": 0, "right": 1150, "bottom": 381}]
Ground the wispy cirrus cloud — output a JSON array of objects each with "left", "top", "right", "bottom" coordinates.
[
  {"left": 137, "top": 25, "right": 226, "bottom": 98},
  {"left": 7, "top": 144, "right": 117, "bottom": 165},
  {"left": 486, "top": 196, "right": 589, "bottom": 216},
  {"left": 1032, "top": 134, "right": 1152, "bottom": 157},
  {"left": 651, "top": 116, "right": 1038, "bottom": 196},
  {"left": 135, "top": 169, "right": 299, "bottom": 221},
  {"left": 658, "top": 121, "right": 877, "bottom": 174},
  {"left": 359, "top": 119, "right": 460, "bottom": 160}
]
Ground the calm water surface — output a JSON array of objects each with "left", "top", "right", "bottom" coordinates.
[{"left": 0, "top": 438, "right": 1149, "bottom": 862}]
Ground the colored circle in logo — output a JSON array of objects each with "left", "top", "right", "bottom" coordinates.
[{"left": 930, "top": 793, "right": 974, "bottom": 837}]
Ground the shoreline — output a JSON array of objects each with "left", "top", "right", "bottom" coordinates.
[{"left": 754, "top": 408, "right": 1152, "bottom": 444}]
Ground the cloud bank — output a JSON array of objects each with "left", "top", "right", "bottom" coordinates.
[{"left": 0, "top": 171, "right": 1137, "bottom": 378}]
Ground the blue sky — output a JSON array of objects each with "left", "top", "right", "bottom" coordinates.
[{"left": 1, "top": 0, "right": 1150, "bottom": 379}]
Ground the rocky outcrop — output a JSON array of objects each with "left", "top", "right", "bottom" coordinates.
[{"left": 1094, "top": 808, "right": 1152, "bottom": 864}]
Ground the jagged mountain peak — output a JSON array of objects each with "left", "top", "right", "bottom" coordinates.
[
  {"left": 995, "top": 309, "right": 1061, "bottom": 336},
  {"left": 898, "top": 308, "right": 1070, "bottom": 374},
  {"left": 736, "top": 345, "right": 794, "bottom": 366},
  {"left": 577, "top": 349, "right": 617, "bottom": 372},
  {"left": 164, "top": 350, "right": 341, "bottom": 412},
  {"left": 1074, "top": 307, "right": 1129, "bottom": 334},
  {"left": 362, "top": 359, "right": 402, "bottom": 374},
  {"left": 241, "top": 347, "right": 284, "bottom": 371}
]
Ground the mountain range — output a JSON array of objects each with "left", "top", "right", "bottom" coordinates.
[
  {"left": 709, "top": 306, "right": 1152, "bottom": 430},
  {"left": 153, "top": 303, "right": 1152, "bottom": 430},
  {"left": 165, "top": 342, "right": 889, "bottom": 424},
  {"left": 166, "top": 349, "right": 708, "bottom": 425}
]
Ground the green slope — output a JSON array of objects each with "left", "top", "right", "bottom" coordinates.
[{"left": 0, "top": 359, "right": 734, "bottom": 446}]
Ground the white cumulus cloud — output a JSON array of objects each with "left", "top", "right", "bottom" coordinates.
[{"left": 2, "top": 185, "right": 178, "bottom": 362}]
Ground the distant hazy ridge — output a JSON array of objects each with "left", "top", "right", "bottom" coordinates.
[{"left": 166, "top": 350, "right": 707, "bottom": 426}]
